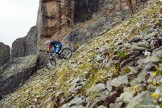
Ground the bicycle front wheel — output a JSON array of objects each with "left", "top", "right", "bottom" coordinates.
[{"left": 46, "top": 59, "right": 56, "bottom": 70}]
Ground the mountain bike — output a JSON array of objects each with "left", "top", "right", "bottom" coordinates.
[{"left": 46, "top": 47, "right": 72, "bottom": 70}]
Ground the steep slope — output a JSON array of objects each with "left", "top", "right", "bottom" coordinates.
[{"left": 0, "top": 1, "right": 162, "bottom": 108}]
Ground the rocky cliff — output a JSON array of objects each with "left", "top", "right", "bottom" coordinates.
[
  {"left": 11, "top": 26, "right": 38, "bottom": 58},
  {"left": 37, "top": 0, "right": 152, "bottom": 51},
  {"left": 0, "top": 43, "right": 10, "bottom": 67},
  {"left": 0, "top": 1, "right": 162, "bottom": 108},
  {"left": 0, "top": 26, "right": 38, "bottom": 100},
  {"left": 0, "top": 55, "right": 38, "bottom": 100}
]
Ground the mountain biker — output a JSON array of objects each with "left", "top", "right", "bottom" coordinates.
[
  {"left": 46, "top": 39, "right": 62, "bottom": 55},
  {"left": 46, "top": 39, "right": 62, "bottom": 66}
]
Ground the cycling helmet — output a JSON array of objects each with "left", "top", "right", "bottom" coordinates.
[{"left": 45, "top": 39, "right": 51, "bottom": 44}]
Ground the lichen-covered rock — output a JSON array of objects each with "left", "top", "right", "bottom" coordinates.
[
  {"left": 11, "top": 26, "right": 37, "bottom": 58},
  {"left": 108, "top": 75, "right": 129, "bottom": 88},
  {"left": 0, "top": 55, "right": 38, "bottom": 99},
  {"left": 126, "top": 91, "right": 155, "bottom": 108},
  {"left": 0, "top": 42, "right": 10, "bottom": 67}
]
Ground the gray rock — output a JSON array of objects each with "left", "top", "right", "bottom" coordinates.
[
  {"left": 127, "top": 51, "right": 141, "bottom": 58},
  {"left": 120, "top": 58, "right": 134, "bottom": 69},
  {"left": 0, "top": 55, "right": 38, "bottom": 99},
  {"left": 127, "top": 66, "right": 139, "bottom": 75},
  {"left": 155, "top": 50, "right": 162, "bottom": 58},
  {"left": 98, "top": 105, "right": 107, "bottom": 108},
  {"left": 145, "top": 56, "right": 160, "bottom": 63},
  {"left": 106, "top": 83, "right": 113, "bottom": 92},
  {"left": 61, "top": 96, "right": 87, "bottom": 108},
  {"left": 131, "top": 45, "right": 147, "bottom": 51},
  {"left": 130, "top": 37, "right": 141, "bottom": 43},
  {"left": 126, "top": 91, "right": 155, "bottom": 108},
  {"left": 70, "top": 77, "right": 81, "bottom": 86},
  {"left": 110, "top": 101, "right": 124, "bottom": 108},
  {"left": 124, "top": 43, "right": 132, "bottom": 49},
  {"left": 145, "top": 63, "right": 156, "bottom": 71},
  {"left": 0, "top": 42, "right": 10, "bottom": 67},
  {"left": 90, "top": 83, "right": 106, "bottom": 92},
  {"left": 90, "top": 96, "right": 106, "bottom": 108},
  {"left": 11, "top": 26, "right": 38, "bottom": 58},
  {"left": 144, "top": 32, "right": 158, "bottom": 40},
  {"left": 121, "top": 92, "right": 133, "bottom": 103},
  {"left": 68, "top": 77, "right": 85, "bottom": 94},
  {"left": 135, "top": 41, "right": 149, "bottom": 48},
  {"left": 109, "top": 75, "right": 128, "bottom": 87},
  {"left": 150, "top": 39, "right": 161, "bottom": 49},
  {"left": 130, "top": 69, "right": 147, "bottom": 86},
  {"left": 152, "top": 46, "right": 162, "bottom": 55}
]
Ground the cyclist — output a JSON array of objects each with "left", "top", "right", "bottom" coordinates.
[
  {"left": 46, "top": 39, "right": 62, "bottom": 66},
  {"left": 46, "top": 39, "right": 62, "bottom": 55}
]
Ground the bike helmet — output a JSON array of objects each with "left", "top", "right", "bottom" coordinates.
[{"left": 45, "top": 39, "right": 51, "bottom": 44}]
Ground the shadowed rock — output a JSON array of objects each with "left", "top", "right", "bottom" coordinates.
[
  {"left": 11, "top": 26, "right": 38, "bottom": 58},
  {"left": 0, "top": 42, "right": 10, "bottom": 67},
  {"left": 0, "top": 55, "right": 38, "bottom": 99}
]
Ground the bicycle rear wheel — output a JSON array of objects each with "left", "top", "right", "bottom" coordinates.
[
  {"left": 46, "top": 59, "right": 56, "bottom": 70},
  {"left": 60, "top": 48, "right": 72, "bottom": 59}
]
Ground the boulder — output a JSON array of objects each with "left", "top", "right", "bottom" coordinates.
[
  {"left": 0, "top": 55, "right": 38, "bottom": 99},
  {"left": 144, "top": 32, "right": 158, "bottom": 40},
  {"left": 61, "top": 96, "right": 87, "bottom": 108},
  {"left": 108, "top": 75, "right": 129, "bottom": 88},
  {"left": 89, "top": 83, "right": 107, "bottom": 93},
  {"left": 0, "top": 42, "right": 10, "bottom": 67},
  {"left": 126, "top": 91, "right": 155, "bottom": 108},
  {"left": 11, "top": 26, "right": 38, "bottom": 58}
]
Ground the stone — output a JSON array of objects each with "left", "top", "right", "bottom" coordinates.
[
  {"left": 90, "top": 83, "right": 106, "bottom": 92},
  {"left": 0, "top": 55, "right": 38, "bottom": 99},
  {"left": 0, "top": 42, "right": 10, "bottom": 67},
  {"left": 152, "top": 46, "right": 162, "bottom": 55},
  {"left": 124, "top": 43, "right": 132, "bottom": 49},
  {"left": 126, "top": 91, "right": 154, "bottom": 108},
  {"left": 68, "top": 77, "right": 85, "bottom": 94},
  {"left": 155, "top": 50, "right": 162, "bottom": 58},
  {"left": 110, "top": 101, "right": 125, "bottom": 108},
  {"left": 109, "top": 75, "right": 129, "bottom": 87},
  {"left": 98, "top": 105, "right": 107, "bottom": 108},
  {"left": 145, "top": 63, "right": 156, "bottom": 71},
  {"left": 120, "top": 92, "right": 133, "bottom": 103},
  {"left": 145, "top": 56, "right": 160, "bottom": 63},
  {"left": 90, "top": 96, "right": 106, "bottom": 108},
  {"left": 131, "top": 45, "right": 147, "bottom": 51},
  {"left": 130, "top": 70, "right": 147, "bottom": 86},
  {"left": 130, "top": 37, "right": 141, "bottom": 43},
  {"left": 11, "top": 26, "right": 38, "bottom": 58},
  {"left": 144, "top": 32, "right": 158, "bottom": 40},
  {"left": 61, "top": 96, "right": 87, "bottom": 108},
  {"left": 127, "top": 51, "right": 141, "bottom": 58},
  {"left": 120, "top": 58, "right": 134, "bottom": 69},
  {"left": 135, "top": 41, "right": 149, "bottom": 48},
  {"left": 150, "top": 39, "right": 161, "bottom": 49}
]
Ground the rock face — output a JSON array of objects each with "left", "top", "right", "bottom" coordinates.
[
  {"left": 0, "top": 42, "right": 10, "bottom": 67},
  {"left": 37, "top": 0, "right": 151, "bottom": 50},
  {"left": 0, "top": 55, "right": 38, "bottom": 99},
  {"left": 11, "top": 26, "right": 38, "bottom": 58}
]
